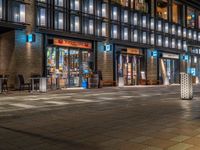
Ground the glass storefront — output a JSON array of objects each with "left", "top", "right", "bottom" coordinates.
[
  {"left": 47, "top": 47, "right": 93, "bottom": 88},
  {"left": 117, "top": 50, "right": 144, "bottom": 86},
  {"left": 159, "top": 57, "right": 180, "bottom": 84}
]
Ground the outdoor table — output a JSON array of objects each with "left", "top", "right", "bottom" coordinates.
[
  {"left": 0, "top": 78, "right": 7, "bottom": 94},
  {"left": 30, "top": 77, "right": 47, "bottom": 93}
]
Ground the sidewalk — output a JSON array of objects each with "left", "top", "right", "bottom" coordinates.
[{"left": 0, "top": 84, "right": 182, "bottom": 97}]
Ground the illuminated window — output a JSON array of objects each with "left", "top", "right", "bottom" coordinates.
[
  {"left": 97, "top": 2, "right": 108, "bottom": 18},
  {"left": 172, "top": 2, "right": 182, "bottom": 24},
  {"left": 121, "top": 9, "right": 128, "bottom": 23},
  {"left": 178, "top": 26, "right": 182, "bottom": 37},
  {"left": 131, "top": 29, "right": 138, "bottom": 42},
  {"left": 150, "top": 18, "right": 155, "bottom": 30},
  {"left": 111, "top": 6, "right": 118, "bottom": 20},
  {"left": 121, "top": 27, "right": 128, "bottom": 40},
  {"left": 183, "top": 28, "right": 187, "bottom": 38},
  {"left": 83, "top": 18, "right": 94, "bottom": 35},
  {"left": 171, "top": 38, "right": 176, "bottom": 49},
  {"left": 171, "top": 24, "right": 176, "bottom": 35},
  {"left": 157, "top": 20, "right": 162, "bottom": 31},
  {"left": 187, "top": 7, "right": 195, "bottom": 28},
  {"left": 164, "top": 23, "right": 169, "bottom": 33},
  {"left": 183, "top": 41, "right": 187, "bottom": 51},
  {"left": 164, "top": 37, "right": 169, "bottom": 47},
  {"left": 70, "top": 0, "right": 80, "bottom": 11},
  {"left": 142, "top": 32, "right": 147, "bottom": 43},
  {"left": 131, "top": 12, "right": 139, "bottom": 26},
  {"left": 135, "top": 0, "right": 149, "bottom": 13},
  {"left": 157, "top": 35, "right": 162, "bottom": 46},
  {"left": 178, "top": 40, "right": 182, "bottom": 49},
  {"left": 111, "top": 24, "right": 118, "bottom": 39},
  {"left": 37, "top": 8, "right": 46, "bottom": 26},
  {"left": 157, "top": 0, "right": 168, "bottom": 20},
  {"left": 55, "top": 12, "right": 63, "bottom": 30},
  {"left": 150, "top": 34, "right": 155, "bottom": 45},
  {"left": 193, "top": 31, "right": 197, "bottom": 40},
  {"left": 102, "top": 22, "right": 108, "bottom": 37},
  {"left": 188, "top": 30, "right": 192, "bottom": 39},
  {"left": 70, "top": 15, "right": 80, "bottom": 32},
  {"left": 55, "top": 0, "right": 63, "bottom": 7},
  {"left": 142, "top": 16, "right": 147, "bottom": 28},
  {"left": 83, "top": 0, "right": 93, "bottom": 14},
  {"left": 12, "top": 3, "right": 26, "bottom": 23},
  {"left": 0, "top": 0, "right": 2, "bottom": 19}
]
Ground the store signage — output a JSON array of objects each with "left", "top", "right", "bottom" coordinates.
[
  {"left": 127, "top": 48, "right": 140, "bottom": 55},
  {"left": 53, "top": 38, "right": 92, "bottom": 49},
  {"left": 183, "top": 55, "right": 189, "bottom": 61},
  {"left": 27, "top": 34, "right": 35, "bottom": 43},
  {"left": 104, "top": 44, "right": 112, "bottom": 52},
  {"left": 188, "top": 68, "right": 196, "bottom": 76},
  {"left": 162, "top": 53, "right": 179, "bottom": 59},
  {"left": 151, "top": 51, "right": 157, "bottom": 57}
]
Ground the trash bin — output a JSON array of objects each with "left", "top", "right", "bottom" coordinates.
[
  {"left": 82, "top": 80, "right": 88, "bottom": 89},
  {"left": 180, "top": 73, "right": 193, "bottom": 100}
]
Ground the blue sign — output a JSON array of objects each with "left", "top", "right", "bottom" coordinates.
[
  {"left": 151, "top": 51, "right": 157, "bottom": 57},
  {"left": 27, "top": 34, "right": 35, "bottom": 43},
  {"left": 183, "top": 55, "right": 189, "bottom": 61},
  {"left": 104, "top": 44, "right": 112, "bottom": 52},
  {"left": 191, "top": 68, "right": 196, "bottom": 76},
  {"left": 188, "top": 68, "right": 196, "bottom": 76}
]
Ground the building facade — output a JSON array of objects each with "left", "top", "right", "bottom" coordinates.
[{"left": 0, "top": 0, "right": 200, "bottom": 88}]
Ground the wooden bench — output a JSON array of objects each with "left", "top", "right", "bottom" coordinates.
[
  {"left": 147, "top": 80, "right": 160, "bottom": 85},
  {"left": 103, "top": 80, "right": 116, "bottom": 86}
]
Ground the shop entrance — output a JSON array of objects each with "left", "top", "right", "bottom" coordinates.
[
  {"left": 118, "top": 54, "right": 141, "bottom": 86},
  {"left": 159, "top": 58, "right": 180, "bottom": 84},
  {"left": 47, "top": 47, "right": 92, "bottom": 88}
]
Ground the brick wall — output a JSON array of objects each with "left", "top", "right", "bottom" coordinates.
[
  {"left": 97, "top": 42, "right": 114, "bottom": 81},
  {"left": 0, "top": 0, "right": 43, "bottom": 88}
]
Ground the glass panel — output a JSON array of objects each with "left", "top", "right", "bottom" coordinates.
[
  {"left": 157, "top": 0, "right": 168, "bottom": 20},
  {"left": 37, "top": 8, "right": 46, "bottom": 26},
  {"left": 55, "top": 12, "right": 63, "bottom": 30},
  {"left": 187, "top": 7, "right": 195, "bottom": 28},
  {"left": 0, "top": 0, "right": 2, "bottom": 19},
  {"left": 55, "top": 0, "right": 63, "bottom": 7},
  {"left": 59, "top": 48, "right": 69, "bottom": 88}
]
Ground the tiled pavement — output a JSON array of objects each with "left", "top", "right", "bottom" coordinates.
[{"left": 1, "top": 85, "right": 200, "bottom": 149}]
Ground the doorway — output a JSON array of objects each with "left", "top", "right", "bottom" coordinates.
[
  {"left": 159, "top": 58, "right": 180, "bottom": 84},
  {"left": 118, "top": 54, "right": 140, "bottom": 86}
]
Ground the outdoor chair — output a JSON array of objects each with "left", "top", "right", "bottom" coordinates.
[
  {"left": 31, "top": 74, "right": 41, "bottom": 90},
  {"left": 17, "top": 74, "right": 31, "bottom": 91},
  {"left": 2, "top": 75, "right": 9, "bottom": 91}
]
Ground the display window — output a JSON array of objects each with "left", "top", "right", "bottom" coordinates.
[
  {"left": 47, "top": 46, "right": 93, "bottom": 88},
  {"left": 172, "top": 2, "right": 182, "bottom": 24},
  {"left": 187, "top": 7, "right": 195, "bottom": 28},
  {"left": 157, "top": 0, "right": 168, "bottom": 20}
]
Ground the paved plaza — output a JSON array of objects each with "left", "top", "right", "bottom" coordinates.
[{"left": 1, "top": 85, "right": 200, "bottom": 150}]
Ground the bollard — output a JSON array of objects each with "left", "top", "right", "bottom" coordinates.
[{"left": 180, "top": 73, "right": 193, "bottom": 100}]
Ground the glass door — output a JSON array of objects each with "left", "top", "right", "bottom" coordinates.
[
  {"left": 122, "top": 55, "right": 138, "bottom": 86},
  {"left": 59, "top": 48, "right": 69, "bottom": 88},
  {"left": 69, "top": 49, "right": 80, "bottom": 87}
]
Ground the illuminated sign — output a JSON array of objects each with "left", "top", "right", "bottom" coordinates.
[
  {"left": 127, "top": 48, "right": 140, "bottom": 55},
  {"left": 162, "top": 53, "right": 179, "bottom": 59},
  {"left": 53, "top": 38, "right": 92, "bottom": 49},
  {"left": 151, "top": 51, "right": 157, "bottom": 57},
  {"left": 27, "top": 34, "right": 35, "bottom": 43},
  {"left": 104, "top": 44, "right": 112, "bottom": 52},
  {"left": 188, "top": 68, "right": 196, "bottom": 76},
  {"left": 183, "top": 55, "right": 189, "bottom": 61}
]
